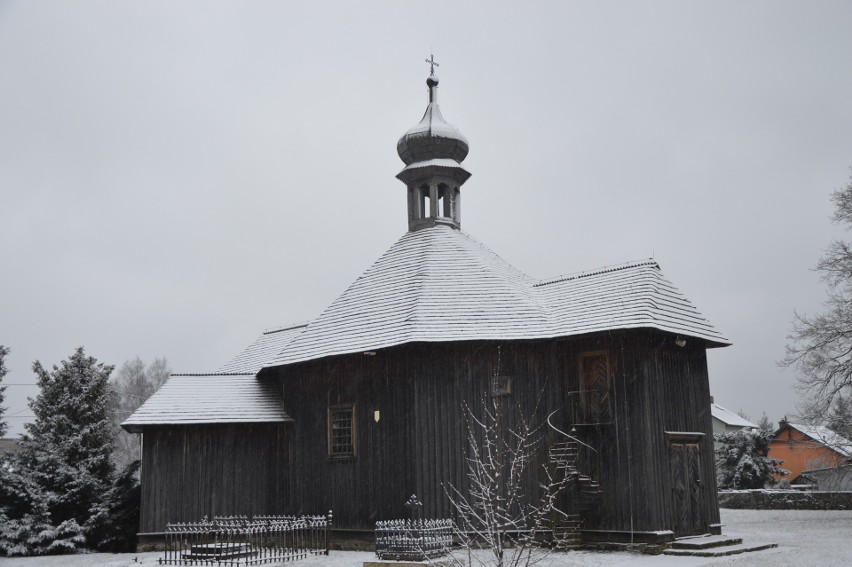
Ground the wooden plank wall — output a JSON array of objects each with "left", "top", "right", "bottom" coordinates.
[
  {"left": 277, "top": 332, "right": 718, "bottom": 534},
  {"left": 139, "top": 423, "right": 289, "bottom": 533},
  {"left": 279, "top": 341, "right": 564, "bottom": 529},
  {"left": 568, "top": 334, "right": 719, "bottom": 535},
  {"left": 138, "top": 330, "right": 720, "bottom": 538}
]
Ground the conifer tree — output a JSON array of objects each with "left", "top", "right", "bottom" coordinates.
[
  {"left": 16, "top": 347, "right": 116, "bottom": 527},
  {"left": 0, "top": 345, "right": 8, "bottom": 438},
  {"left": 715, "top": 429, "right": 788, "bottom": 489}
]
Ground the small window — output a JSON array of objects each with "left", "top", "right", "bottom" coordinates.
[
  {"left": 491, "top": 375, "right": 512, "bottom": 396},
  {"left": 328, "top": 404, "right": 355, "bottom": 458}
]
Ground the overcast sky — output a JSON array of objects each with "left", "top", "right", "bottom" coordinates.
[{"left": 2, "top": 1, "right": 852, "bottom": 436}]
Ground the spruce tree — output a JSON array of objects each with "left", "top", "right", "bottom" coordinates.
[
  {"left": 715, "top": 429, "right": 788, "bottom": 489},
  {"left": 0, "top": 345, "right": 8, "bottom": 438},
  {"left": 16, "top": 347, "right": 116, "bottom": 527}
]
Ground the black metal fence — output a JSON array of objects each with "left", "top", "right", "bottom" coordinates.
[
  {"left": 375, "top": 518, "right": 454, "bottom": 561},
  {"left": 159, "top": 513, "right": 331, "bottom": 566}
]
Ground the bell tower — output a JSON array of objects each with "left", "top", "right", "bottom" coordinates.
[{"left": 396, "top": 60, "right": 471, "bottom": 232}]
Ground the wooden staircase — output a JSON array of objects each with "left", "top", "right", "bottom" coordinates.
[
  {"left": 547, "top": 434, "right": 603, "bottom": 547},
  {"left": 551, "top": 511, "right": 583, "bottom": 548}
]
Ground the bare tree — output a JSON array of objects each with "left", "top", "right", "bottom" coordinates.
[
  {"left": 782, "top": 171, "right": 852, "bottom": 420},
  {"left": 442, "top": 397, "right": 571, "bottom": 567},
  {"left": 826, "top": 394, "right": 852, "bottom": 439},
  {"left": 757, "top": 413, "right": 774, "bottom": 433},
  {"left": 110, "top": 357, "right": 170, "bottom": 470}
]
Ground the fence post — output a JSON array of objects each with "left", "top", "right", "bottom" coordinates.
[{"left": 326, "top": 509, "right": 333, "bottom": 555}]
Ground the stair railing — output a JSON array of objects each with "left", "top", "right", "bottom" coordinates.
[{"left": 546, "top": 409, "right": 603, "bottom": 492}]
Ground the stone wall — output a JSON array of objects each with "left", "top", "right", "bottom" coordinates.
[{"left": 719, "top": 490, "right": 852, "bottom": 510}]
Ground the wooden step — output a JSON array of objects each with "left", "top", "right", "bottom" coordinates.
[
  {"left": 663, "top": 541, "right": 778, "bottom": 557},
  {"left": 671, "top": 535, "right": 742, "bottom": 550},
  {"left": 552, "top": 513, "right": 583, "bottom": 549}
]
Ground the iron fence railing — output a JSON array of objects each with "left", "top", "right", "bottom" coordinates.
[
  {"left": 375, "top": 518, "right": 454, "bottom": 561},
  {"left": 159, "top": 513, "right": 331, "bottom": 566}
]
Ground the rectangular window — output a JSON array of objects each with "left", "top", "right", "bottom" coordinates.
[
  {"left": 490, "top": 375, "right": 512, "bottom": 396},
  {"left": 579, "top": 351, "right": 611, "bottom": 425},
  {"left": 328, "top": 404, "right": 355, "bottom": 458}
]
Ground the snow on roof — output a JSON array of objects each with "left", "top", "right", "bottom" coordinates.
[
  {"left": 267, "top": 225, "right": 729, "bottom": 367},
  {"left": 121, "top": 373, "right": 292, "bottom": 433},
  {"left": 711, "top": 403, "right": 758, "bottom": 428},
  {"left": 535, "top": 260, "right": 728, "bottom": 344},
  {"left": 786, "top": 423, "right": 852, "bottom": 459},
  {"left": 217, "top": 322, "right": 308, "bottom": 374}
]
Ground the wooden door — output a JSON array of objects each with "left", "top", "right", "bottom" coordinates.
[{"left": 669, "top": 438, "right": 706, "bottom": 537}]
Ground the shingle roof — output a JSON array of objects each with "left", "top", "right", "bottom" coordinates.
[
  {"left": 267, "top": 225, "right": 728, "bottom": 367},
  {"left": 786, "top": 423, "right": 852, "bottom": 459},
  {"left": 535, "top": 260, "right": 728, "bottom": 344},
  {"left": 217, "top": 323, "right": 308, "bottom": 374},
  {"left": 711, "top": 403, "right": 758, "bottom": 428},
  {"left": 121, "top": 373, "right": 292, "bottom": 433}
]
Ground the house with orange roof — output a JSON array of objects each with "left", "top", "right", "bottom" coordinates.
[{"left": 768, "top": 421, "right": 852, "bottom": 480}]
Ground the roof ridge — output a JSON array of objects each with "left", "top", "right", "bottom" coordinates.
[
  {"left": 171, "top": 372, "right": 255, "bottom": 377},
  {"left": 263, "top": 321, "right": 310, "bottom": 335},
  {"left": 535, "top": 259, "right": 660, "bottom": 288},
  {"left": 448, "top": 228, "right": 550, "bottom": 318},
  {"left": 408, "top": 228, "right": 433, "bottom": 327}
]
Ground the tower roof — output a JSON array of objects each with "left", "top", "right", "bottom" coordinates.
[{"left": 397, "top": 74, "right": 469, "bottom": 166}]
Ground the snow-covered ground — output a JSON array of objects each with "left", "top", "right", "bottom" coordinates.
[{"left": 2, "top": 508, "right": 851, "bottom": 567}]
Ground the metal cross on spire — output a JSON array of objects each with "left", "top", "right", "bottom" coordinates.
[{"left": 425, "top": 54, "right": 439, "bottom": 76}]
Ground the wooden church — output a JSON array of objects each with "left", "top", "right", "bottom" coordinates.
[{"left": 124, "top": 68, "right": 730, "bottom": 546}]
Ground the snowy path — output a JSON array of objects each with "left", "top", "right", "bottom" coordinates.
[{"left": 1, "top": 509, "right": 850, "bottom": 567}]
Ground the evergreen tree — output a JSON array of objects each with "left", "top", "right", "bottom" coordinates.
[
  {"left": 0, "top": 345, "right": 8, "bottom": 438},
  {"left": 0, "top": 344, "right": 22, "bottom": 518},
  {"left": 16, "top": 347, "right": 116, "bottom": 528},
  {"left": 85, "top": 460, "right": 141, "bottom": 552},
  {"left": 715, "top": 429, "right": 788, "bottom": 489}
]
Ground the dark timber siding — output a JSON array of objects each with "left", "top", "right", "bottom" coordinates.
[
  {"left": 275, "top": 331, "right": 720, "bottom": 536},
  {"left": 139, "top": 423, "right": 289, "bottom": 533},
  {"left": 137, "top": 330, "right": 720, "bottom": 540}
]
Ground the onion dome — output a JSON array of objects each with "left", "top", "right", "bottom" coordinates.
[{"left": 397, "top": 75, "right": 469, "bottom": 166}]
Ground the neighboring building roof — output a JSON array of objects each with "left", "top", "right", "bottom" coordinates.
[
  {"left": 121, "top": 373, "right": 292, "bottom": 433},
  {"left": 217, "top": 322, "right": 308, "bottom": 374},
  {"left": 267, "top": 225, "right": 729, "bottom": 368},
  {"left": 783, "top": 423, "right": 852, "bottom": 459},
  {"left": 711, "top": 403, "right": 758, "bottom": 429}
]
